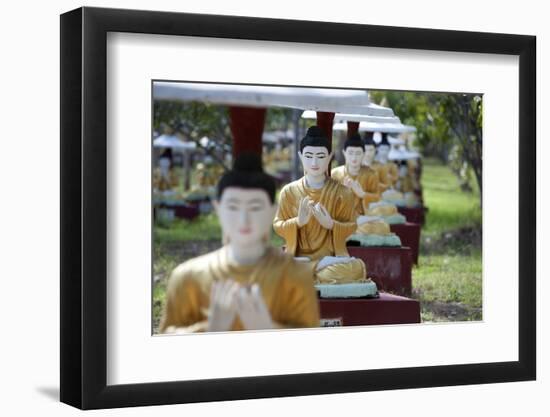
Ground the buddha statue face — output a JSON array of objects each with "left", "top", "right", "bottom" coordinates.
[
  {"left": 342, "top": 145, "right": 364, "bottom": 171},
  {"left": 377, "top": 145, "right": 390, "bottom": 162},
  {"left": 299, "top": 146, "right": 332, "bottom": 181},
  {"left": 215, "top": 187, "right": 276, "bottom": 247},
  {"left": 363, "top": 144, "right": 376, "bottom": 165}
]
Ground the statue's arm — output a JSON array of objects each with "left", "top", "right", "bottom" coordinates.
[
  {"left": 389, "top": 163, "right": 399, "bottom": 185},
  {"left": 160, "top": 267, "right": 206, "bottom": 334},
  {"left": 272, "top": 188, "right": 299, "bottom": 252},
  {"left": 360, "top": 173, "right": 381, "bottom": 210},
  {"left": 377, "top": 167, "right": 391, "bottom": 191},
  {"left": 275, "top": 262, "right": 320, "bottom": 328},
  {"left": 327, "top": 190, "right": 359, "bottom": 256}
]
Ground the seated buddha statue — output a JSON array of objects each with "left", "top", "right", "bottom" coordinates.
[
  {"left": 361, "top": 133, "right": 406, "bottom": 224},
  {"left": 153, "top": 149, "right": 180, "bottom": 194},
  {"left": 274, "top": 126, "right": 377, "bottom": 298},
  {"left": 396, "top": 160, "right": 421, "bottom": 207},
  {"left": 331, "top": 133, "right": 401, "bottom": 247},
  {"left": 160, "top": 153, "right": 320, "bottom": 333}
]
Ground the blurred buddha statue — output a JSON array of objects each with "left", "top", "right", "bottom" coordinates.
[
  {"left": 396, "top": 160, "right": 421, "bottom": 208},
  {"left": 160, "top": 153, "right": 320, "bottom": 333},
  {"left": 332, "top": 134, "right": 401, "bottom": 246},
  {"left": 193, "top": 156, "right": 220, "bottom": 191},
  {"left": 274, "top": 126, "right": 377, "bottom": 298},
  {"left": 362, "top": 133, "right": 406, "bottom": 224},
  {"left": 153, "top": 149, "right": 180, "bottom": 193}
]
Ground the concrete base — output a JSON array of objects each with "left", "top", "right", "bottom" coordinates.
[
  {"left": 390, "top": 222, "right": 421, "bottom": 265},
  {"left": 397, "top": 206, "right": 426, "bottom": 225},
  {"left": 319, "top": 292, "right": 421, "bottom": 326},
  {"left": 347, "top": 245, "right": 413, "bottom": 296}
]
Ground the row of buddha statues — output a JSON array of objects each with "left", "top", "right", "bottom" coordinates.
[{"left": 160, "top": 126, "right": 422, "bottom": 333}]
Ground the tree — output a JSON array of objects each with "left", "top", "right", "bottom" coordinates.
[
  {"left": 370, "top": 91, "right": 483, "bottom": 204},
  {"left": 153, "top": 100, "right": 232, "bottom": 169}
]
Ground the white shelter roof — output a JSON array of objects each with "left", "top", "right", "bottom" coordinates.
[
  {"left": 153, "top": 134, "right": 197, "bottom": 151},
  {"left": 359, "top": 122, "right": 417, "bottom": 134},
  {"left": 153, "top": 82, "right": 393, "bottom": 116}
]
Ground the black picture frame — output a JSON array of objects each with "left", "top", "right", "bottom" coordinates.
[{"left": 60, "top": 6, "right": 536, "bottom": 410}]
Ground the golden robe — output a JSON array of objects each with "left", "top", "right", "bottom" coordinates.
[
  {"left": 372, "top": 161, "right": 399, "bottom": 191},
  {"left": 274, "top": 177, "right": 359, "bottom": 259},
  {"left": 273, "top": 177, "right": 366, "bottom": 283},
  {"left": 331, "top": 165, "right": 381, "bottom": 213},
  {"left": 331, "top": 165, "right": 391, "bottom": 236},
  {"left": 153, "top": 168, "right": 179, "bottom": 191},
  {"left": 160, "top": 247, "right": 320, "bottom": 333}
]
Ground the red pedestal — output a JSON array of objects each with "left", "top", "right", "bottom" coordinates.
[
  {"left": 154, "top": 204, "right": 200, "bottom": 221},
  {"left": 397, "top": 206, "right": 426, "bottom": 225},
  {"left": 347, "top": 246, "right": 412, "bottom": 296},
  {"left": 390, "top": 222, "right": 421, "bottom": 265},
  {"left": 319, "top": 292, "right": 421, "bottom": 326}
]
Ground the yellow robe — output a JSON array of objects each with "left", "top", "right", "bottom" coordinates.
[
  {"left": 273, "top": 177, "right": 366, "bottom": 283},
  {"left": 373, "top": 161, "right": 399, "bottom": 191},
  {"left": 153, "top": 167, "right": 179, "bottom": 191},
  {"left": 331, "top": 165, "right": 391, "bottom": 236},
  {"left": 331, "top": 165, "right": 381, "bottom": 213},
  {"left": 160, "top": 247, "right": 320, "bottom": 333},
  {"left": 274, "top": 177, "right": 359, "bottom": 259}
]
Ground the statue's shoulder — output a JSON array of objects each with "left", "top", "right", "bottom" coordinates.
[
  {"left": 331, "top": 165, "right": 345, "bottom": 178},
  {"left": 280, "top": 178, "right": 303, "bottom": 196},
  {"left": 327, "top": 176, "right": 349, "bottom": 191},
  {"left": 360, "top": 165, "right": 377, "bottom": 176},
  {"left": 327, "top": 177, "right": 354, "bottom": 200},
  {"left": 168, "top": 249, "right": 221, "bottom": 288}
]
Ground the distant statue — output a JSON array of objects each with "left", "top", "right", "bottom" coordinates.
[
  {"left": 395, "top": 160, "right": 421, "bottom": 207},
  {"left": 332, "top": 133, "right": 401, "bottom": 246},
  {"left": 153, "top": 149, "right": 179, "bottom": 193},
  {"left": 362, "top": 133, "right": 406, "bottom": 224},
  {"left": 274, "top": 126, "right": 377, "bottom": 298}
]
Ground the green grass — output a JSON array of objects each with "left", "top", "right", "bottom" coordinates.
[
  {"left": 154, "top": 213, "right": 284, "bottom": 247},
  {"left": 154, "top": 213, "right": 221, "bottom": 243},
  {"left": 420, "top": 158, "right": 482, "bottom": 240},
  {"left": 421, "top": 158, "right": 481, "bottom": 238},
  {"left": 414, "top": 158, "right": 482, "bottom": 322}
]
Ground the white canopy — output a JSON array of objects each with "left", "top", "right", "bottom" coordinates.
[
  {"left": 388, "top": 135, "right": 406, "bottom": 146},
  {"left": 332, "top": 112, "right": 401, "bottom": 124},
  {"left": 153, "top": 134, "right": 197, "bottom": 151},
  {"left": 359, "top": 121, "right": 417, "bottom": 134},
  {"left": 389, "top": 145, "right": 422, "bottom": 160},
  {"left": 153, "top": 82, "right": 394, "bottom": 116},
  {"left": 302, "top": 110, "right": 399, "bottom": 124}
]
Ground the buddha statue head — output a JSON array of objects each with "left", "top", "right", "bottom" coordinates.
[
  {"left": 362, "top": 132, "right": 376, "bottom": 166},
  {"left": 342, "top": 133, "right": 364, "bottom": 173},
  {"left": 215, "top": 153, "right": 277, "bottom": 248},
  {"left": 376, "top": 133, "right": 391, "bottom": 163},
  {"left": 298, "top": 125, "right": 333, "bottom": 183}
]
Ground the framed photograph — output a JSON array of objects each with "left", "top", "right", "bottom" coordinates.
[{"left": 60, "top": 6, "right": 536, "bottom": 410}]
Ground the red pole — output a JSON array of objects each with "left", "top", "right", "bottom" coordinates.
[
  {"left": 316, "top": 111, "right": 335, "bottom": 152},
  {"left": 347, "top": 121, "right": 359, "bottom": 138},
  {"left": 316, "top": 111, "right": 335, "bottom": 175},
  {"left": 229, "top": 106, "right": 266, "bottom": 157}
]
